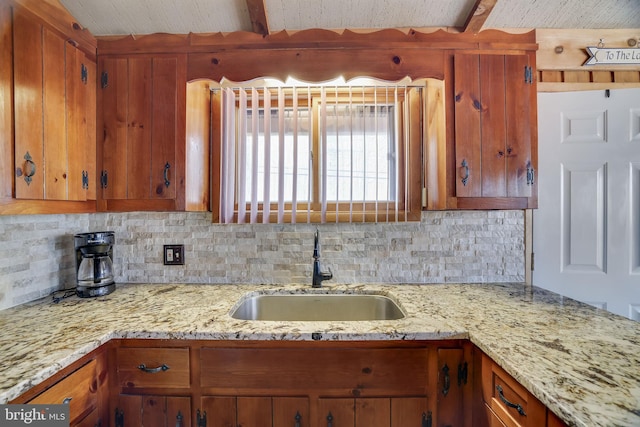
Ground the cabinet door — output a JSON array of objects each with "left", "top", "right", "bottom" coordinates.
[
  {"left": 391, "top": 397, "right": 430, "bottom": 427},
  {"left": 151, "top": 57, "right": 179, "bottom": 200},
  {"left": 100, "top": 57, "right": 128, "bottom": 199},
  {"left": 356, "top": 398, "right": 390, "bottom": 427},
  {"left": 84, "top": 59, "right": 98, "bottom": 200},
  {"left": 13, "top": 10, "right": 44, "bottom": 199},
  {"left": 454, "top": 53, "right": 535, "bottom": 205},
  {"left": 237, "top": 397, "right": 272, "bottom": 427},
  {"left": 437, "top": 348, "right": 465, "bottom": 427},
  {"left": 126, "top": 57, "right": 153, "bottom": 200},
  {"left": 116, "top": 395, "right": 190, "bottom": 427},
  {"left": 317, "top": 398, "right": 355, "bottom": 426},
  {"left": 200, "top": 396, "right": 236, "bottom": 427},
  {"left": 273, "top": 397, "right": 309, "bottom": 427},
  {"left": 12, "top": 10, "right": 93, "bottom": 202},
  {"left": 99, "top": 54, "right": 186, "bottom": 208}
]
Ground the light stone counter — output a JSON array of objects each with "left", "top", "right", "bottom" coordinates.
[{"left": 0, "top": 283, "right": 639, "bottom": 427}]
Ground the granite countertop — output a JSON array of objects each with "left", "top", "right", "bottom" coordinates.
[{"left": 0, "top": 282, "right": 639, "bottom": 427}]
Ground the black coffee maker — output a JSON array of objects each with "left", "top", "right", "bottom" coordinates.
[{"left": 74, "top": 231, "right": 115, "bottom": 297}]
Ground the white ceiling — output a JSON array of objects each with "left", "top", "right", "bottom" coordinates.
[{"left": 58, "top": 0, "right": 640, "bottom": 37}]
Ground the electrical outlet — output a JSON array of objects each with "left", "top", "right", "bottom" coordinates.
[{"left": 163, "top": 244, "right": 184, "bottom": 265}]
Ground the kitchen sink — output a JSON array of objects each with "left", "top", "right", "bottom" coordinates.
[{"left": 230, "top": 293, "right": 405, "bottom": 321}]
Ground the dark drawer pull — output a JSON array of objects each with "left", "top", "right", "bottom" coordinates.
[
  {"left": 137, "top": 363, "right": 170, "bottom": 373},
  {"left": 496, "top": 385, "right": 526, "bottom": 416}
]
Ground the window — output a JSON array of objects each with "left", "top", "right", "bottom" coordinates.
[{"left": 213, "top": 79, "right": 424, "bottom": 223}]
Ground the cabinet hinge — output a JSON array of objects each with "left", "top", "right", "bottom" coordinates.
[
  {"left": 196, "top": 409, "right": 207, "bottom": 427},
  {"left": 524, "top": 66, "right": 533, "bottom": 84},
  {"left": 100, "top": 170, "right": 108, "bottom": 189},
  {"left": 526, "top": 161, "right": 535, "bottom": 186},
  {"left": 114, "top": 409, "right": 124, "bottom": 427},
  {"left": 81, "top": 63, "right": 88, "bottom": 85},
  {"left": 458, "top": 361, "right": 468, "bottom": 386},
  {"left": 422, "top": 411, "right": 433, "bottom": 427},
  {"left": 82, "top": 170, "right": 89, "bottom": 189},
  {"left": 531, "top": 252, "right": 535, "bottom": 271},
  {"left": 101, "top": 71, "right": 108, "bottom": 89}
]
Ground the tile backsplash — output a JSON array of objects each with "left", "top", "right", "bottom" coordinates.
[{"left": 0, "top": 210, "right": 524, "bottom": 310}]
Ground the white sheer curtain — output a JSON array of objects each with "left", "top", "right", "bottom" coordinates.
[{"left": 219, "top": 82, "right": 415, "bottom": 224}]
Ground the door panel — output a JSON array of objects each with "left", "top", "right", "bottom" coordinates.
[
  {"left": 479, "top": 55, "right": 507, "bottom": 198},
  {"left": 201, "top": 396, "right": 236, "bottom": 427},
  {"left": 317, "top": 398, "right": 354, "bottom": 426},
  {"left": 535, "top": 89, "right": 640, "bottom": 318},
  {"left": 13, "top": 11, "right": 44, "bottom": 199},
  {"left": 356, "top": 398, "right": 390, "bottom": 427}
]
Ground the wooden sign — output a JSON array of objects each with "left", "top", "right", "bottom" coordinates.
[{"left": 584, "top": 47, "right": 640, "bottom": 65}]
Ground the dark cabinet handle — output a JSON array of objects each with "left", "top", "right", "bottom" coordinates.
[
  {"left": 17, "top": 152, "right": 36, "bottom": 185},
  {"left": 496, "top": 385, "right": 527, "bottom": 416},
  {"left": 442, "top": 363, "right": 450, "bottom": 396},
  {"left": 164, "top": 162, "right": 171, "bottom": 187},
  {"left": 176, "top": 410, "right": 183, "bottom": 427},
  {"left": 62, "top": 397, "right": 72, "bottom": 404},
  {"left": 459, "top": 159, "right": 469, "bottom": 186},
  {"left": 326, "top": 412, "right": 333, "bottom": 427},
  {"left": 294, "top": 411, "right": 301, "bottom": 427},
  {"left": 137, "top": 363, "right": 170, "bottom": 373}
]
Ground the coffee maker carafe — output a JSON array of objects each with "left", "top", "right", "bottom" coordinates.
[{"left": 74, "top": 232, "right": 115, "bottom": 297}]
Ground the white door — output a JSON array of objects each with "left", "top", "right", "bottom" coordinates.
[{"left": 534, "top": 89, "right": 640, "bottom": 319}]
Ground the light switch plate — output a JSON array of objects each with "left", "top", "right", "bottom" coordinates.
[{"left": 163, "top": 244, "right": 184, "bottom": 265}]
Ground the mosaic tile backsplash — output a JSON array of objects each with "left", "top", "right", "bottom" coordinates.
[{"left": 0, "top": 210, "right": 524, "bottom": 310}]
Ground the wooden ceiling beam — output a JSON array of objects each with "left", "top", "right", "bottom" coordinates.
[
  {"left": 246, "top": 0, "right": 269, "bottom": 36},
  {"left": 463, "top": 0, "right": 498, "bottom": 34}
]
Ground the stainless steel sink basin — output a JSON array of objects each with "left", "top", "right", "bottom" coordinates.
[{"left": 230, "top": 293, "right": 405, "bottom": 321}]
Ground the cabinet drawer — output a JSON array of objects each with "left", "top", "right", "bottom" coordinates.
[
  {"left": 28, "top": 359, "right": 97, "bottom": 426},
  {"left": 481, "top": 354, "right": 545, "bottom": 427},
  {"left": 116, "top": 347, "right": 190, "bottom": 389},
  {"left": 200, "top": 347, "right": 428, "bottom": 396},
  {"left": 485, "top": 403, "right": 508, "bottom": 427}
]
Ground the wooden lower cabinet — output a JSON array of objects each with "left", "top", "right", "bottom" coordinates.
[
  {"left": 318, "top": 397, "right": 430, "bottom": 427},
  {"left": 201, "top": 396, "right": 309, "bottom": 427},
  {"left": 10, "top": 348, "right": 108, "bottom": 427},
  {"left": 115, "top": 394, "right": 190, "bottom": 426},
  {"left": 478, "top": 351, "right": 568, "bottom": 427}
]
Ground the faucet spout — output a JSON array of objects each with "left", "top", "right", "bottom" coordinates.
[{"left": 312, "top": 229, "right": 333, "bottom": 288}]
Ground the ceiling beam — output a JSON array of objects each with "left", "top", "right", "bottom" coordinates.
[
  {"left": 246, "top": 0, "right": 270, "bottom": 36},
  {"left": 463, "top": 0, "right": 498, "bottom": 33}
]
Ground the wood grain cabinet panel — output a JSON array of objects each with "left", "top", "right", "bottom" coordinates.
[
  {"left": 481, "top": 352, "right": 546, "bottom": 427},
  {"left": 453, "top": 52, "right": 538, "bottom": 209},
  {"left": 116, "top": 394, "right": 191, "bottom": 427},
  {"left": 98, "top": 54, "right": 187, "bottom": 211},
  {"left": 13, "top": 350, "right": 108, "bottom": 427},
  {"left": 12, "top": 9, "right": 96, "bottom": 202},
  {"left": 116, "top": 347, "right": 190, "bottom": 389},
  {"left": 28, "top": 360, "right": 98, "bottom": 426}
]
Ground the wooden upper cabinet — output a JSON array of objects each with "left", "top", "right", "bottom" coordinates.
[
  {"left": 98, "top": 54, "right": 187, "bottom": 211},
  {"left": 12, "top": 9, "right": 96, "bottom": 202},
  {"left": 453, "top": 52, "right": 538, "bottom": 209}
]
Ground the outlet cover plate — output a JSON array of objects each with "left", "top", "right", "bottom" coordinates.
[{"left": 164, "top": 244, "right": 184, "bottom": 265}]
